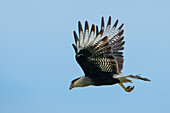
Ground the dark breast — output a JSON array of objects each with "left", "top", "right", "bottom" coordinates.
[
  {"left": 76, "top": 49, "right": 120, "bottom": 86},
  {"left": 89, "top": 72, "right": 120, "bottom": 86}
]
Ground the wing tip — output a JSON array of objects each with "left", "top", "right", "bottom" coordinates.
[
  {"left": 85, "top": 21, "right": 89, "bottom": 31},
  {"left": 113, "top": 19, "right": 119, "bottom": 28},
  {"left": 78, "top": 21, "right": 83, "bottom": 32},
  {"left": 107, "top": 16, "right": 111, "bottom": 26},
  {"left": 118, "top": 23, "right": 124, "bottom": 30},
  {"left": 72, "top": 44, "right": 77, "bottom": 53},
  {"left": 73, "top": 31, "right": 79, "bottom": 45}
]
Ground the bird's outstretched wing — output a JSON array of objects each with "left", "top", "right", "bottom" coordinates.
[{"left": 72, "top": 16, "right": 124, "bottom": 76}]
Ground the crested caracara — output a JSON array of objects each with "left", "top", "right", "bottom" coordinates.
[{"left": 69, "top": 16, "right": 150, "bottom": 92}]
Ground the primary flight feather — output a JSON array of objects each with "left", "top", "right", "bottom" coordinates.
[{"left": 70, "top": 16, "right": 150, "bottom": 92}]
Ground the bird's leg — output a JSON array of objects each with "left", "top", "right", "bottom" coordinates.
[{"left": 118, "top": 83, "right": 134, "bottom": 92}]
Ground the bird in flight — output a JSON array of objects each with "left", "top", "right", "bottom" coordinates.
[{"left": 70, "top": 16, "right": 150, "bottom": 92}]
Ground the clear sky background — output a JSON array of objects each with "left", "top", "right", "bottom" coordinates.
[{"left": 0, "top": 0, "right": 170, "bottom": 113}]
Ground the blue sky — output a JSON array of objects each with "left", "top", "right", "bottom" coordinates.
[{"left": 0, "top": 0, "right": 170, "bottom": 113}]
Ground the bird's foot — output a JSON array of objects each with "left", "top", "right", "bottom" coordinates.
[
  {"left": 118, "top": 83, "right": 135, "bottom": 93},
  {"left": 125, "top": 86, "right": 135, "bottom": 92}
]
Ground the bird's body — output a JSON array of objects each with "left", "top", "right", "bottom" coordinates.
[
  {"left": 75, "top": 49, "right": 119, "bottom": 86},
  {"left": 70, "top": 16, "right": 150, "bottom": 92}
]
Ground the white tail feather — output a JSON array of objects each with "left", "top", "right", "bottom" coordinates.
[
  {"left": 113, "top": 74, "right": 151, "bottom": 83},
  {"left": 126, "top": 74, "right": 151, "bottom": 81}
]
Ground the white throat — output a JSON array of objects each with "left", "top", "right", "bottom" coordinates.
[{"left": 74, "top": 76, "right": 93, "bottom": 87}]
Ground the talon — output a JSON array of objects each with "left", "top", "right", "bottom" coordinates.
[
  {"left": 119, "top": 83, "right": 135, "bottom": 92},
  {"left": 126, "top": 86, "right": 135, "bottom": 92},
  {"left": 126, "top": 86, "right": 131, "bottom": 89}
]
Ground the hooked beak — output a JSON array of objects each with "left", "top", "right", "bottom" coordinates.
[{"left": 69, "top": 83, "right": 74, "bottom": 90}]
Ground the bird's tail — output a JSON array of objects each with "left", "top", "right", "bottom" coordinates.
[
  {"left": 126, "top": 74, "right": 151, "bottom": 81},
  {"left": 113, "top": 74, "right": 151, "bottom": 83}
]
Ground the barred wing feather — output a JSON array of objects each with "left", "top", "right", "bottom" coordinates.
[{"left": 72, "top": 16, "right": 125, "bottom": 76}]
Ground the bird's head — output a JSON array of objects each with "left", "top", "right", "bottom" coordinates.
[
  {"left": 69, "top": 77, "right": 81, "bottom": 90},
  {"left": 69, "top": 76, "right": 92, "bottom": 90}
]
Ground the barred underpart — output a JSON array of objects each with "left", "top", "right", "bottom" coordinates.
[{"left": 73, "top": 16, "right": 125, "bottom": 74}]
